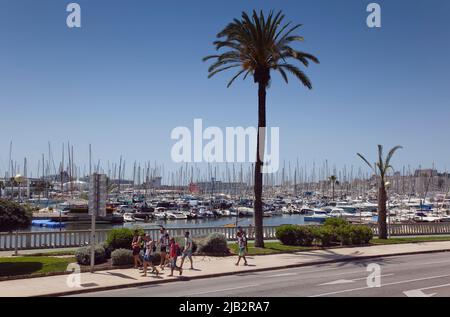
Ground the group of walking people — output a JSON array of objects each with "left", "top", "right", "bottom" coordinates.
[
  {"left": 130, "top": 226, "right": 249, "bottom": 278},
  {"left": 131, "top": 227, "right": 194, "bottom": 277}
]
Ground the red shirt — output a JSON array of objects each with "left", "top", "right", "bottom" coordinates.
[{"left": 169, "top": 242, "right": 179, "bottom": 257}]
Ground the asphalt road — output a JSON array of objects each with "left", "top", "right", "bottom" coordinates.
[{"left": 70, "top": 252, "right": 450, "bottom": 297}]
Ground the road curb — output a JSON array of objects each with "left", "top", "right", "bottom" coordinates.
[{"left": 37, "top": 248, "right": 450, "bottom": 297}]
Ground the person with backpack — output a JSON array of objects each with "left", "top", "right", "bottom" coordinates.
[
  {"left": 180, "top": 231, "right": 194, "bottom": 270},
  {"left": 168, "top": 237, "right": 183, "bottom": 276},
  {"left": 142, "top": 235, "right": 159, "bottom": 277}
]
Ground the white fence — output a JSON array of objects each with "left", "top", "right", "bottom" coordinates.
[
  {"left": 0, "top": 226, "right": 277, "bottom": 251},
  {"left": 1, "top": 223, "right": 450, "bottom": 251}
]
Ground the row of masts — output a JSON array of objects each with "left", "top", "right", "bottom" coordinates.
[{"left": 2, "top": 142, "right": 450, "bottom": 199}]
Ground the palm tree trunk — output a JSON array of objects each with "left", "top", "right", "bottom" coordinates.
[
  {"left": 332, "top": 182, "right": 335, "bottom": 201},
  {"left": 378, "top": 183, "right": 388, "bottom": 239},
  {"left": 254, "top": 81, "right": 266, "bottom": 248}
]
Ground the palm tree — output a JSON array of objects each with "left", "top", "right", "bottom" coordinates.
[
  {"left": 204, "top": 10, "right": 319, "bottom": 248},
  {"left": 329, "top": 175, "right": 338, "bottom": 201},
  {"left": 357, "top": 145, "right": 402, "bottom": 239}
]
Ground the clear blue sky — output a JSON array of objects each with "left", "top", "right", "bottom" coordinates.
[{"left": 1, "top": 0, "right": 449, "bottom": 178}]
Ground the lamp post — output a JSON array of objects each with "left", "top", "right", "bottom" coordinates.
[
  {"left": 14, "top": 174, "right": 25, "bottom": 203},
  {"left": 385, "top": 181, "right": 391, "bottom": 239}
]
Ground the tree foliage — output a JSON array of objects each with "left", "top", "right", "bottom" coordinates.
[{"left": 0, "top": 199, "right": 33, "bottom": 232}]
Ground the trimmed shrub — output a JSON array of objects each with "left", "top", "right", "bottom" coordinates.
[
  {"left": 75, "top": 244, "right": 106, "bottom": 266},
  {"left": 349, "top": 225, "right": 373, "bottom": 245},
  {"left": 314, "top": 226, "right": 337, "bottom": 247},
  {"left": 0, "top": 199, "right": 32, "bottom": 232},
  {"left": 276, "top": 225, "right": 299, "bottom": 246},
  {"left": 276, "top": 225, "right": 315, "bottom": 246},
  {"left": 111, "top": 248, "right": 134, "bottom": 266},
  {"left": 295, "top": 226, "right": 315, "bottom": 246},
  {"left": 197, "top": 233, "right": 229, "bottom": 254},
  {"left": 335, "top": 225, "right": 353, "bottom": 245},
  {"left": 105, "top": 228, "right": 144, "bottom": 250},
  {"left": 323, "top": 217, "right": 349, "bottom": 228}
]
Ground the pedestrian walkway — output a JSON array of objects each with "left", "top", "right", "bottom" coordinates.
[{"left": 2, "top": 241, "right": 450, "bottom": 297}]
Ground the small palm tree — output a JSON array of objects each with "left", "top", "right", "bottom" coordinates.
[
  {"left": 329, "top": 175, "right": 338, "bottom": 201},
  {"left": 357, "top": 145, "right": 402, "bottom": 239},
  {"left": 204, "top": 10, "right": 319, "bottom": 247}
]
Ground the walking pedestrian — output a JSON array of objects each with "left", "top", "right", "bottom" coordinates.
[
  {"left": 235, "top": 231, "right": 248, "bottom": 266},
  {"left": 180, "top": 231, "right": 194, "bottom": 270},
  {"left": 158, "top": 228, "right": 170, "bottom": 269},
  {"left": 131, "top": 230, "right": 143, "bottom": 269},
  {"left": 142, "top": 235, "right": 159, "bottom": 277},
  {"left": 168, "top": 237, "right": 183, "bottom": 276}
]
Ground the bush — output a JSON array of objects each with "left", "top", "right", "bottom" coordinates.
[
  {"left": 0, "top": 199, "right": 32, "bottom": 232},
  {"left": 323, "top": 217, "right": 349, "bottom": 228},
  {"left": 294, "top": 226, "right": 315, "bottom": 246},
  {"left": 276, "top": 225, "right": 299, "bottom": 245},
  {"left": 75, "top": 244, "right": 106, "bottom": 266},
  {"left": 276, "top": 225, "right": 315, "bottom": 246},
  {"left": 105, "top": 228, "right": 144, "bottom": 250},
  {"left": 197, "top": 233, "right": 229, "bottom": 255},
  {"left": 111, "top": 249, "right": 134, "bottom": 266},
  {"left": 314, "top": 226, "right": 337, "bottom": 247},
  {"left": 334, "top": 224, "right": 374, "bottom": 246},
  {"left": 349, "top": 225, "right": 373, "bottom": 245},
  {"left": 335, "top": 225, "right": 353, "bottom": 245}
]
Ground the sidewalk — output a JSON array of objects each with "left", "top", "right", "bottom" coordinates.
[{"left": 2, "top": 241, "right": 450, "bottom": 297}]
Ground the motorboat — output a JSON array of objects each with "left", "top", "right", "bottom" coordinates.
[
  {"left": 413, "top": 212, "right": 442, "bottom": 223},
  {"left": 123, "top": 213, "right": 135, "bottom": 222},
  {"left": 303, "top": 210, "right": 330, "bottom": 223},
  {"left": 329, "top": 208, "right": 355, "bottom": 218},
  {"left": 237, "top": 207, "right": 254, "bottom": 217},
  {"left": 166, "top": 211, "right": 188, "bottom": 220}
]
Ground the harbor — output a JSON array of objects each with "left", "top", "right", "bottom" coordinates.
[{"left": 2, "top": 161, "right": 450, "bottom": 232}]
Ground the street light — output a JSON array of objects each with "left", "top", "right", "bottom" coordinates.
[
  {"left": 14, "top": 174, "right": 25, "bottom": 203},
  {"left": 385, "top": 181, "right": 391, "bottom": 238}
]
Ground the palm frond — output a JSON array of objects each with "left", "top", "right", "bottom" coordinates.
[
  {"left": 357, "top": 153, "right": 374, "bottom": 171},
  {"left": 278, "top": 64, "right": 312, "bottom": 89},
  {"left": 385, "top": 146, "right": 403, "bottom": 168},
  {"left": 207, "top": 64, "right": 241, "bottom": 78},
  {"left": 227, "top": 69, "right": 246, "bottom": 88},
  {"left": 203, "top": 10, "right": 318, "bottom": 88}
]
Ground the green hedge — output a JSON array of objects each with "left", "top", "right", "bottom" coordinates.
[
  {"left": 105, "top": 228, "right": 144, "bottom": 250},
  {"left": 276, "top": 225, "right": 315, "bottom": 246},
  {"left": 276, "top": 221, "right": 373, "bottom": 247}
]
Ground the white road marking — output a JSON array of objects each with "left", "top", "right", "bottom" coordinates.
[
  {"left": 310, "top": 273, "right": 450, "bottom": 297},
  {"left": 266, "top": 273, "right": 298, "bottom": 278},
  {"left": 404, "top": 282, "right": 450, "bottom": 297},
  {"left": 403, "top": 290, "right": 436, "bottom": 297},
  {"left": 319, "top": 274, "right": 394, "bottom": 286},
  {"left": 188, "top": 284, "right": 259, "bottom": 296}
]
